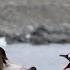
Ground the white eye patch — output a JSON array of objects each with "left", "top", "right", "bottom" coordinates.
[{"left": 68, "top": 54, "right": 70, "bottom": 58}]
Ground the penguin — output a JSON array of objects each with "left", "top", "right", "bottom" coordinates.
[{"left": 59, "top": 53, "right": 70, "bottom": 70}]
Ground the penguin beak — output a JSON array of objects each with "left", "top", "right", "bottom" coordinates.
[{"left": 59, "top": 55, "right": 67, "bottom": 58}]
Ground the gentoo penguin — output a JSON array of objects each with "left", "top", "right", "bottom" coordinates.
[{"left": 59, "top": 53, "right": 70, "bottom": 70}]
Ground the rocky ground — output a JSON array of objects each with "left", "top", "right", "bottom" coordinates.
[{"left": 0, "top": 0, "right": 70, "bottom": 44}]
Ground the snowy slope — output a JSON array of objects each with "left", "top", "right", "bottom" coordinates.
[{"left": 6, "top": 44, "right": 70, "bottom": 70}]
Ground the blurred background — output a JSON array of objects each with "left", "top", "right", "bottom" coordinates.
[
  {"left": 0, "top": 0, "right": 70, "bottom": 70},
  {"left": 0, "top": 0, "right": 70, "bottom": 44}
]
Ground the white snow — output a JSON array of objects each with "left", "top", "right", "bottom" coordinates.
[
  {"left": 4, "top": 63, "right": 27, "bottom": 70},
  {"left": 6, "top": 44, "right": 70, "bottom": 70}
]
